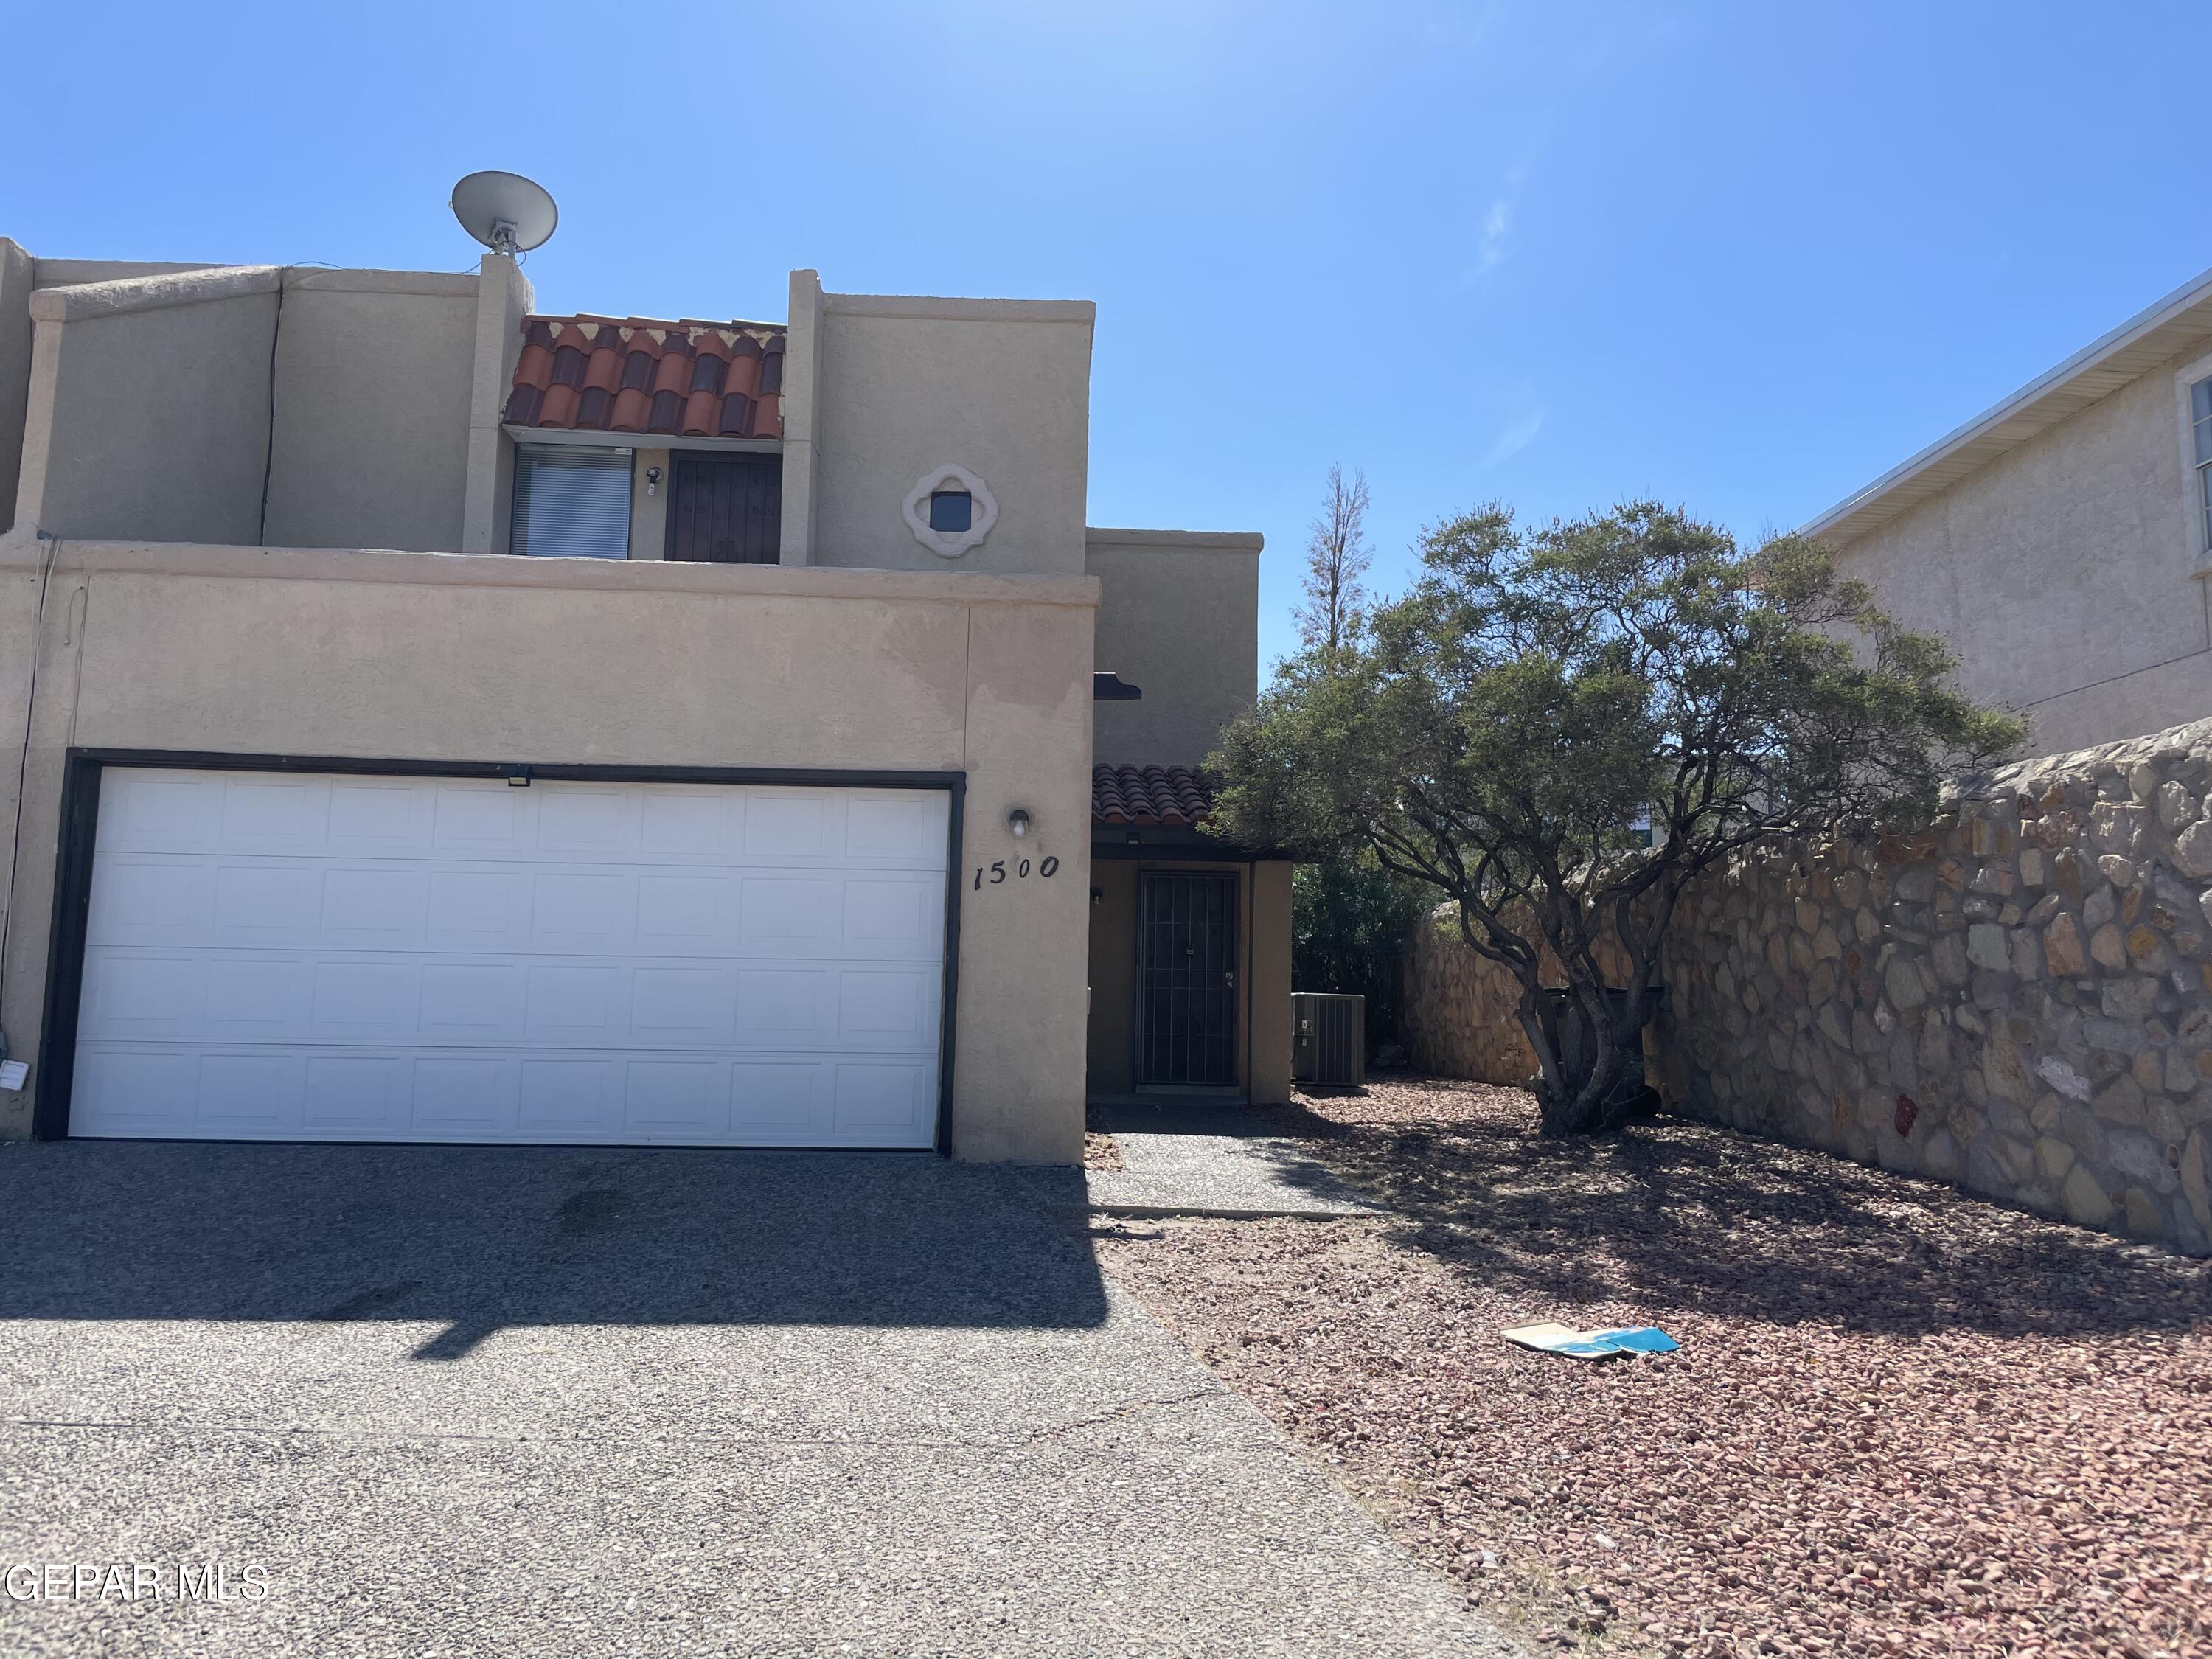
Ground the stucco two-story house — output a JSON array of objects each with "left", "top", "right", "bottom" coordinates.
[
  {"left": 0, "top": 240, "right": 1289, "bottom": 1164},
  {"left": 1806, "top": 265, "right": 2212, "bottom": 756}
]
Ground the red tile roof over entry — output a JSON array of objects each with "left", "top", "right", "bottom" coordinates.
[
  {"left": 505, "top": 315, "right": 785, "bottom": 440},
  {"left": 1092, "top": 765, "right": 1215, "bottom": 827}
]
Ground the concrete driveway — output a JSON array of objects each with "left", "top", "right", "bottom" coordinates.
[{"left": 0, "top": 1141, "right": 1515, "bottom": 1657}]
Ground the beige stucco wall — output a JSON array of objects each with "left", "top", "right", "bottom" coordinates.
[
  {"left": 810, "top": 294, "right": 1093, "bottom": 577},
  {"left": 19, "top": 269, "right": 281, "bottom": 544},
  {"left": 1086, "top": 529, "right": 1262, "bottom": 767},
  {"left": 1832, "top": 342, "right": 2212, "bottom": 756},
  {"left": 1082, "top": 857, "right": 1293, "bottom": 1105},
  {"left": 1086, "top": 861, "right": 1138, "bottom": 1095},
  {"left": 261, "top": 271, "right": 478, "bottom": 552},
  {"left": 627, "top": 448, "right": 670, "bottom": 559},
  {"left": 463, "top": 254, "right": 532, "bottom": 556},
  {"left": 0, "top": 535, "right": 1094, "bottom": 1163},
  {"left": 0, "top": 241, "right": 32, "bottom": 536},
  {"left": 951, "top": 591, "right": 1097, "bottom": 1152},
  {"left": 0, "top": 557, "right": 36, "bottom": 1040},
  {"left": 1248, "top": 859, "right": 1293, "bottom": 1106},
  {"left": 777, "top": 270, "right": 826, "bottom": 566},
  {"left": 13, "top": 257, "right": 526, "bottom": 556}
]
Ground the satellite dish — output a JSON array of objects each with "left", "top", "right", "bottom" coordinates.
[{"left": 450, "top": 170, "right": 558, "bottom": 257}]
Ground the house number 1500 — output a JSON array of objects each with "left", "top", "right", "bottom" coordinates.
[{"left": 975, "top": 855, "right": 1057, "bottom": 888}]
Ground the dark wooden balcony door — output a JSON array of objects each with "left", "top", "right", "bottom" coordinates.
[
  {"left": 1135, "top": 870, "right": 1239, "bottom": 1086},
  {"left": 666, "top": 452, "right": 782, "bottom": 563}
]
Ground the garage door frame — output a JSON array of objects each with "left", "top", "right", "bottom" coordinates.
[{"left": 32, "top": 748, "right": 967, "bottom": 1153}]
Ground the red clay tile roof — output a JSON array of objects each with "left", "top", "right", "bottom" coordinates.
[
  {"left": 505, "top": 314, "right": 785, "bottom": 440},
  {"left": 1093, "top": 765, "right": 1215, "bottom": 827}
]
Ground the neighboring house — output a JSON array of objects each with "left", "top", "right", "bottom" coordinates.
[
  {"left": 0, "top": 240, "right": 1288, "bottom": 1164},
  {"left": 1805, "top": 265, "right": 2212, "bottom": 756}
]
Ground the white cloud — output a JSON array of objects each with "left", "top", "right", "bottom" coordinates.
[
  {"left": 1414, "top": 1, "right": 1504, "bottom": 55},
  {"left": 1473, "top": 197, "right": 1512, "bottom": 276},
  {"left": 1460, "top": 161, "right": 1529, "bottom": 284},
  {"left": 1480, "top": 408, "right": 1545, "bottom": 468}
]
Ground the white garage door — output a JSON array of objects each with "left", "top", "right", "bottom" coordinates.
[{"left": 68, "top": 768, "right": 950, "bottom": 1147}]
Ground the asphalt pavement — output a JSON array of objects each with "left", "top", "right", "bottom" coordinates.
[{"left": 0, "top": 1140, "right": 1518, "bottom": 1657}]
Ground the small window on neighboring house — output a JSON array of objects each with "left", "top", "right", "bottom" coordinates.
[
  {"left": 511, "top": 445, "right": 631, "bottom": 558},
  {"left": 2194, "top": 376, "right": 2212, "bottom": 557},
  {"left": 928, "top": 490, "right": 973, "bottom": 533}
]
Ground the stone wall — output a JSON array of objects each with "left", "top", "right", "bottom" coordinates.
[
  {"left": 1399, "top": 718, "right": 2212, "bottom": 1255},
  {"left": 1402, "top": 905, "right": 1635, "bottom": 1086},
  {"left": 1402, "top": 908, "right": 1538, "bottom": 1083}
]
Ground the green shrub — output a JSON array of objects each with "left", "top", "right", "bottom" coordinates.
[{"left": 1291, "top": 852, "right": 1429, "bottom": 1057}]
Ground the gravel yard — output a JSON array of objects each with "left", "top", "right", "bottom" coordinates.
[
  {"left": 1093, "top": 1077, "right": 2212, "bottom": 1659},
  {"left": 1084, "top": 1121, "right": 1125, "bottom": 1171}
]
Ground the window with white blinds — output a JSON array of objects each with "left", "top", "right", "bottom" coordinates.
[{"left": 512, "top": 445, "right": 632, "bottom": 558}]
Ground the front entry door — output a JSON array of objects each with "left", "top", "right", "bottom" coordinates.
[
  {"left": 1135, "top": 871, "right": 1239, "bottom": 1086},
  {"left": 666, "top": 452, "right": 782, "bottom": 563}
]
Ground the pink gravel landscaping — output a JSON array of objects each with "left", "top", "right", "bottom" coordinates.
[{"left": 1093, "top": 1077, "right": 2212, "bottom": 1659}]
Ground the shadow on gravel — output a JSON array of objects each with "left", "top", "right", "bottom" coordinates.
[
  {"left": 0, "top": 1141, "right": 1107, "bottom": 1360},
  {"left": 1245, "top": 1079, "right": 2209, "bottom": 1340}
]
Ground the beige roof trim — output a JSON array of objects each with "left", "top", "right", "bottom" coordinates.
[
  {"left": 32, "top": 259, "right": 221, "bottom": 288},
  {"left": 27, "top": 264, "right": 282, "bottom": 323},
  {"left": 0, "top": 533, "right": 1101, "bottom": 609},
  {"left": 1805, "top": 264, "right": 2212, "bottom": 546},
  {"left": 285, "top": 268, "right": 478, "bottom": 299},
  {"left": 505, "top": 426, "right": 782, "bottom": 456},
  {"left": 1085, "top": 527, "right": 1265, "bottom": 552},
  {"left": 823, "top": 291, "right": 1095, "bottom": 326}
]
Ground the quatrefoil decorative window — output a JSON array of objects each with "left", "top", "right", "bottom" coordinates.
[{"left": 902, "top": 464, "right": 998, "bottom": 557}]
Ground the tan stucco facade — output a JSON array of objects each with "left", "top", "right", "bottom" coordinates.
[
  {"left": 1826, "top": 341, "right": 2212, "bottom": 757},
  {"left": 0, "top": 253, "right": 1226, "bottom": 751},
  {"left": 799, "top": 292, "right": 1094, "bottom": 577},
  {"left": 1086, "top": 529, "right": 1262, "bottom": 767},
  {"left": 1084, "top": 858, "right": 1291, "bottom": 1106},
  {"left": 0, "top": 534, "right": 1096, "bottom": 1162},
  {"left": 18, "top": 267, "right": 283, "bottom": 544},
  {"left": 627, "top": 448, "right": 670, "bottom": 559},
  {"left": 0, "top": 248, "right": 220, "bottom": 537},
  {"left": 0, "top": 240, "right": 32, "bottom": 536},
  {"left": 262, "top": 271, "right": 479, "bottom": 553},
  {"left": 13, "top": 260, "right": 516, "bottom": 557},
  {"left": 1249, "top": 860, "right": 1293, "bottom": 1104},
  {"left": 0, "top": 242, "right": 1279, "bottom": 1162},
  {"left": 464, "top": 255, "right": 533, "bottom": 556}
]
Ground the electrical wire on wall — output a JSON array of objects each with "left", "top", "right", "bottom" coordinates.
[
  {"left": 256, "top": 268, "right": 288, "bottom": 548},
  {"left": 251, "top": 261, "right": 344, "bottom": 548}
]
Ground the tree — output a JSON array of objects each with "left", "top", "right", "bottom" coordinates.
[
  {"left": 1211, "top": 501, "right": 2025, "bottom": 1136},
  {"left": 1286, "top": 466, "right": 1413, "bottom": 1052},
  {"left": 1292, "top": 851, "right": 1430, "bottom": 1056},
  {"left": 1293, "top": 465, "right": 1373, "bottom": 650}
]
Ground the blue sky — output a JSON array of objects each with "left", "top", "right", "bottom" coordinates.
[{"left": 11, "top": 2, "right": 2211, "bottom": 668}]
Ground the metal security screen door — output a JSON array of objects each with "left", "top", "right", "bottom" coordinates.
[
  {"left": 667, "top": 452, "right": 782, "bottom": 563},
  {"left": 1135, "top": 871, "right": 1238, "bottom": 1086}
]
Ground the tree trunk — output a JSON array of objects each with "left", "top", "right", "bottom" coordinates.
[{"left": 1524, "top": 984, "right": 1644, "bottom": 1137}]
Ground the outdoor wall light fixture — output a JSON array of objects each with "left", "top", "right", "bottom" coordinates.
[
  {"left": 1007, "top": 808, "right": 1032, "bottom": 838},
  {"left": 644, "top": 466, "right": 662, "bottom": 497},
  {"left": 503, "top": 765, "right": 532, "bottom": 787}
]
